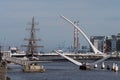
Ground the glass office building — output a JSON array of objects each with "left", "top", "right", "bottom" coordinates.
[{"left": 90, "top": 33, "right": 120, "bottom": 53}]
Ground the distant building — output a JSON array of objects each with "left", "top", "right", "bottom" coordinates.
[
  {"left": 116, "top": 33, "right": 120, "bottom": 51},
  {"left": 90, "top": 33, "right": 120, "bottom": 53},
  {"left": 90, "top": 36, "right": 105, "bottom": 52}
]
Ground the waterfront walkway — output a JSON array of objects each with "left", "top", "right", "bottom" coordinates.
[
  {"left": 3, "top": 52, "right": 30, "bottom": 66},
  {"left": 2, "top": 52, "right": 45, "bottom": 73}
]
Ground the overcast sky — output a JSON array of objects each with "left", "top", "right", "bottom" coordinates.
[{"left": 0, "top": 0, "right": 120, "bottom": 51}]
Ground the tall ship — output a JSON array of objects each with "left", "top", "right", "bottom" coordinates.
[
  {"left": 6, "top": 17, "right": 43, "bottom": 59},
  {"left": 22, "top": 16, "right": 44, "bottom": 58}
]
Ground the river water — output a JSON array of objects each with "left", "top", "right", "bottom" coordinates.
[{"left": 7, "top": 60, "right": 120, "bottom": 80}]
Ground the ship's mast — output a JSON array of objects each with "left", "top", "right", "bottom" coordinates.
[{"left": 22, "top": 17, "right": 43, "bottom": 57}]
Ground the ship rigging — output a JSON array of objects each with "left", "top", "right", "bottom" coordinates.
[{"left": 22, "top": 17, "right": 43, "bottom": 58}]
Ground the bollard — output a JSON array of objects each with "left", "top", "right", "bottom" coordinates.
[
  {"left": 101, "top": 62, "right": 105, "bottom": 69},
  {"left": 94, "top": 64, "right": 98, "bottom": 68}
]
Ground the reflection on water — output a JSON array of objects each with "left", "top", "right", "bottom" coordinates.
[{"left": 7, "top": 60, "right": 120, "bottom": 80}]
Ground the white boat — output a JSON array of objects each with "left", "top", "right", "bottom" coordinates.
[{"left": 9, "top": 47, "right": 26, "bottom": 57}]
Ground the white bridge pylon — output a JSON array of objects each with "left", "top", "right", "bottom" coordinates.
[
  {"left": 57, "top": 15, "right": 111, "bottom": 67},
  {"left": 60, "top": 15, "right": 102, "bottom": 54}
]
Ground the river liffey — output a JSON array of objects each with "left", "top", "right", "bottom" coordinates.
[{"left": 7, "top": 60, "right": 120, "bottom": 80}]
